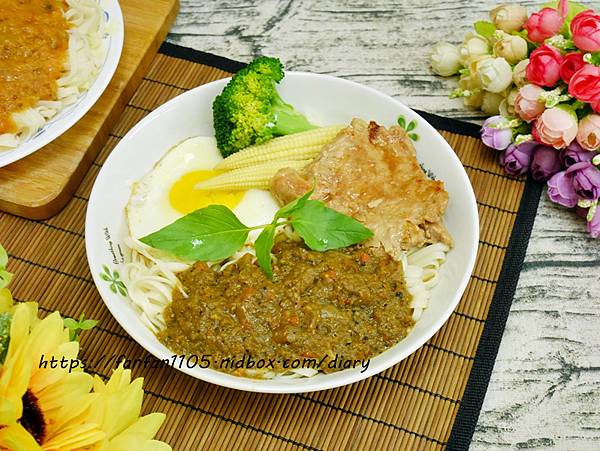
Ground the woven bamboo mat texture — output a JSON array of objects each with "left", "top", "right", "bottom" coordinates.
[{"left": 1, "top": 52, "right": 527, "bottom": 450}]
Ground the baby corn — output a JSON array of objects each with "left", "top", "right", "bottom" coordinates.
[
  {"left": 196, "top": 159, "right": 309, "bottom": 191},
  {"left": 215, "top": 125, "right": 344, "bottom": 170}
]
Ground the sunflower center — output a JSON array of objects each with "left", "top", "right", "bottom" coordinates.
[{"left": 19, "top": 389, "right": 46, "bottom": 445}]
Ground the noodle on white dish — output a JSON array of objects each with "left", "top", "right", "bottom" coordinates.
[
  {"left": 401, "top": 243, "right": 449, "bottom": 321},
  {"left": 0, "top": 0, "right": 108, "bottom": 150},
  {"left": 122, "top": 230, "right": 448, "bottom": 378},
  {"left": 122, "top": 237, "right": 190, "bottom": 333}
]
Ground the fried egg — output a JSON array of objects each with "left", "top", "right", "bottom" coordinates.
[{"left": 126, "top": 136, "right": 280, "bottom": 241}]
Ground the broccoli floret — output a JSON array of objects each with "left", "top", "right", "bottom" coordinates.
[{"left": 212, "top": 56, "right": 316, "bottom": 157}]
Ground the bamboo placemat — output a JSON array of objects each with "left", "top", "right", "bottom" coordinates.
[{"left": 1, "top": 43, "right": 542, "bottom": 450}]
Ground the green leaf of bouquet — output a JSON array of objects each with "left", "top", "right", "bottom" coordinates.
[
  {"left": 0, "top": 245, "right": 7, "bottom": 268},
  {"left": 289, "top": 200, "right": 374, "bottom": 251},
  {"left": 80, "top": 319, "right": 98, "bottom": 330},
  {"left": 406, "top": 120, "right": 417, "bottom": 132},
  {"left": 474, "top": 21, "right": 496, "bottom": 38},
  {"left": 588, "top": 52, "right": 600, "bottom": 67},
  {"left": 255, "top": 225, "right": 277, "bottom": 279},
  {"left": 397, "top": 116, "right": 406, "bottom": 129},
  {"left": 0, "top": 312, "right": 11, "bottom": 365},
  {"left": 0, "top": 270, "right": 12, "bottom": 290},
  {"left": 140, "top": 205, "right": 250, "bottom": 261},
  {"left": 63, "top": 318, "right": 78, "bottom": 328},
  {"left": 275, "top": 190, "right": 313, "bottom": 221}
]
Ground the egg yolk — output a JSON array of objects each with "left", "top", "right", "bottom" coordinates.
[{"left": 169, "top": 170, "right": 245, "bottom": 214}]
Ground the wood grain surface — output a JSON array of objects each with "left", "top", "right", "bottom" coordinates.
[
  {"left": 0, "top": 0, "right": 178, "bottom": 219},
  {"left": 166, "top": 1, "right": 600, "bottom": 449}
]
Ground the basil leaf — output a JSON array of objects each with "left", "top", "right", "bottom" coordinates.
[
  {"left": 255, "top": 225, "right": 276, "bottom": 279},
  {"left": 274, "top": 189, "right": 313, "bottom": 221},
  {"left": 474, "top": 21, "right": 496, "bottom": 38},
  {"left": 289, "top": 200, "right": 373, "bottom": 251},
  {"left": 140, "top": 205, "right": 250, "bottom": 261}
]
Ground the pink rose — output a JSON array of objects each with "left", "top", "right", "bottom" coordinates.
[
  {"left": 568, "top": 64, "right": 600, "bottom": 103},
  {"left": 571, "top": 10, "right": 600, "bottom": 52},
  {"left": 524, "top": 8, "right": 563, "bottom": 43},
  {"left": 576, "top": 114, "right": 600, "bottom": 150},
  {"left": 532, "top": 106, "right": 578, "bottom": 149},
  {"left": 559, "top": 52, "right": 585, "bottom": 83},
  {"left": 514, "top": 84, "right": 546, "bottom": 122},
  {"left": 526, "top": 45, "right": 563, "bottom": 87}
]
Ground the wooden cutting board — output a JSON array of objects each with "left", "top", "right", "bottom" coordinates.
[{"left": 0, "top": 0, "right": 179, "bottom": 219}]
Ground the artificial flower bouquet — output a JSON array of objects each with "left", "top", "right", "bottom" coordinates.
[
  {"left": 431, "top": 0, "right": 600, "bottom": 238},
  {"left": 0, "top": 244, "right": 171, "bottom": 450}
]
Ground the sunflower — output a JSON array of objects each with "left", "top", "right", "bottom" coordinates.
[{"left": 0, "top": 245, "right": 171, "bottom": 451}]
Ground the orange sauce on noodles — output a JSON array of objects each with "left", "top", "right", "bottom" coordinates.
[{"left": 0, "top": 0, "right": 69, "bottom": 134}]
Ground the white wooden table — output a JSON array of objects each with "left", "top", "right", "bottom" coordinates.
[{"left": 167, "top": 1, "right": 600, "bottom": 448}]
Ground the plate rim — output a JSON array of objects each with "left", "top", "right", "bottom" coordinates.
[{"left": 85, "top": 72, "right": 479, "bottom": 393}]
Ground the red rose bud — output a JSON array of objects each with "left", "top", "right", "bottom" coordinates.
[
  {"left": 571, "top": 10, "right": 600, "bottom": 52},
  {"left": 526, "top": 45, "right": 563, "bottom": 87},
  {"left": 524, "top": 8, "right": 563, "bottom": 43},
  {"left": 559, "top": 52, "right": 585, "bottom": 83},
  {"left": 568, "top": 64, "right": 600, "bottom": 104}
]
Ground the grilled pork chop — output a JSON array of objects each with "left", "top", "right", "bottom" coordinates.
[{"left": 271, "top": 118, "right": 452, "bottom": 258}]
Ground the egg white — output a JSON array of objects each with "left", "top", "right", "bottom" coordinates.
[{"left": 126, "top": 136, "right": 280, "bottom": 241}]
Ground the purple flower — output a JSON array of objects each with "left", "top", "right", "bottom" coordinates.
[
  {"left": 587, "top": 206, "right": 600, "bottom": 238},
  {"left": 531, "top": 146, "right": 562, "bottom": 181},
  {"left": 547, "top": 170, "right": 578, "bottom": 207},
  {"left": 560, "top": 142, "right": 596, "bottom": 167},
  {"left": 500, "top": 142, "right": 537, "bottom": 175},
  {"left": 481, "top": 116, "right": 513, "bottom": 150},
  {"left": 567, "top": 162, "right": 600, "bottom": 200}
]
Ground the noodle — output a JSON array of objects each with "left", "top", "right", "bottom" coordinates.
[
  {"left": 0, "top": 0, "right": 108, "bottom": 150},
  {"left": 122, "top": 237, "right": 190, "bottom": 333}
]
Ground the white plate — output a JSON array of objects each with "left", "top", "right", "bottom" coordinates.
[
  {"left": 0, "top": 0, "right": 124, "bottom": 168},
  {"left": 86, "top": 73, "right": 479, "bottom": 393}
]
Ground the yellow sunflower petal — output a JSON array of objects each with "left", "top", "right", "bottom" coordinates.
[
  {"left": 114, "top": 413, "right": 166, "bottom": 441},
  {"left": 94, "top": 413, "right": 170, "bottom": 451},
  {"left": 4, "top": 303, "right": 33, "bottom": 363},
  {"left": 0, "top": 288, "right": 12, "bottom": 312},
  {"left": 0, "top": 396, "right": 19, "bottom": 425},
  {"left": 41, "top": 422, "right": 105, "bottom": 451},
  {"left": 107, "top": 436, "right": 172, "bottom": 451},
  {"left": 23, "top": 312, "right": 70, "bottom": 371},
  {"left": 35, "top": 369, "right": 93, "bottom": 411},
  {"left": 0, "top": 422, "right": 42, "bottom": 451},
  {"left": 89, "top": 368, "right": 144, "bottom": 440}
]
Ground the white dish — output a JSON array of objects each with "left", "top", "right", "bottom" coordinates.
[
  {"left": 85, "top": 72, "right": 479, "bottom": 393},
  {"left": 0, "top": 0, "right": 124, "bottom": 168}
]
